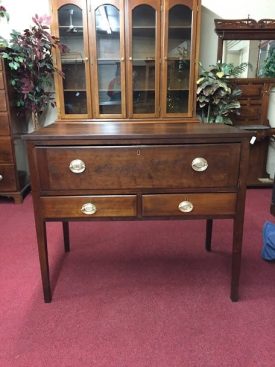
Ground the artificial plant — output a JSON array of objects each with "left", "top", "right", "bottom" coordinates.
[
  {"left": 0, "top": 1, "right": 9, "bottom": 21},
  {"left": 196, "top": 61, "right": 248, "bottom": 124},
  {"left": 2, "top": 14, "right": 65, "bottom": 129}
]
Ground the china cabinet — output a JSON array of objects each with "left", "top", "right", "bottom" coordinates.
[
  {"left": 0, "top": 56, "right": 29, "bottom": 203},
  {"left": 51, "top": 0, "right": 201, "bottom": 121}
]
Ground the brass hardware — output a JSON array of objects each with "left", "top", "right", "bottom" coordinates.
[
  {"left": 69, "top": 159, "right": 86, "bottom": 173},
  {"left": 121, "top": 57, "right": 125, "bottom": 61},
  {"left": 129, "top": 57, "right": 132, "bottom": 61},
  {"left": 178, "top": 201, "right": 194, "bottom": 213},
  {"left": 191, "top": 157, "right": 208, "bottom": 172},
  {"left": 81, "top": 203, "right": 97, "bottom": 215},
  {"left": 84, "top": 57, "right": 89, "bottom": 61},
  {"left": 0, "top": 174, "right": 3, "bottom": 181}
]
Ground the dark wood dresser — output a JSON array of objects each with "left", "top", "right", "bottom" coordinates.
[
  {"left": 0, "top": 57, "right": 29, "bottom": 203},
  {"left": 25, "top": 122, "right": 251, "bottom": 302},
  {"left": 271, "top": 174, "right": 275, "bottom": 216}
]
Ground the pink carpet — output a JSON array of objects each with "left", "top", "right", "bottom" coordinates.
[{"left": 0, "top": 188, "right": 275, "bottom": 366}]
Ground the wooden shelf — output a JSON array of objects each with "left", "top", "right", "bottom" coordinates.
[{"left": 64, "top": 89, "right": 87, "bottom": 92}]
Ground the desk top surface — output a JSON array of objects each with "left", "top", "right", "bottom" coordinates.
[{"left": 24, "top": 121, "right": 252, "bottom": 141}]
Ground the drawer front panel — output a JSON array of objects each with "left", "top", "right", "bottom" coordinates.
[
  {"left": 0, "top": 90, "right": 7, "bottom": 111},
  {"left": 142, "top": 193, "right": 237, "bottom": 217},
  {"left": 0, "top": 164, "right": 17, "bottom": 191},
  {"left": 36, "top": 144, "right": 240, "bottom": 190},
  {"left": 40, "top": 195, "right": 137, "bottom": 218},
  {"left": 0, "top": 137, "right": 13, "bottom": 163},
  {"left": 0, "top": 72, "right": 4, "bottom": 89},
  {"left": 0, "top": 113, "right": 10, "bottom": 135}
]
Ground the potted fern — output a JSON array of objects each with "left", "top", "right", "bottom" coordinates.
[
  {"left": 2, "top": 14, "right": 64, "bottom": 130},
  {"left": 196, "top": 61, "right": 248, "bottom": 124}
]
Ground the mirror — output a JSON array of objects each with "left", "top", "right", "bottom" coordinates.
[
  {"left": 222, "top": 39, "right": 275, "bottom": 77},
  {"left": 215, "top": 18, "right": 275, "bottom": 79}
]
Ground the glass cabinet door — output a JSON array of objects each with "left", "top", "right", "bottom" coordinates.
[
  {"left": 90, "top": 1, "right": 126, "bottom": 118},
  {"left": 127, "top": 0, "right": 160, "bottom": 118},
  {"left": 56, "top": 2, "right": 91, "bottom": 118},
  {"left": 162, "top": 0, "right": 196, "bottom": 117}
]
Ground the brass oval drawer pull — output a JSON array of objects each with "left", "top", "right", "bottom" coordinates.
[
  {"left": 69, "top": 159, "right": 86, "bottom": 173},
  {"left": 81, "top": 203, "right": 97, "bottom": 215},
  {"left": 191, "top": 157, "right": 208, "bottom": 172},
  {"left": 0, "top": 174, "right": 3, "bottom": 181},
  {"left": 178, "top": 200, "right": 194, "bottom": 213}
]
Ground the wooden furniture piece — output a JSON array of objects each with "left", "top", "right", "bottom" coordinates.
[
  {"left": 271, "top": 173, "right": 275, "bottom": 216},
  {"left": 51, "top": 0, "right": 201, "bottom": 121},
  {"left": 215, "top": 19, "right": 275, "bottom": 186},
  {"left": 0, "top": 56, "right": 29, "bottom": 203},
  {"left": 25, "top": 122, "right": 251, "bottom": 302}
]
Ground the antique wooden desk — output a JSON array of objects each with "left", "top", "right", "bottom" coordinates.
[{"left": 25, "top": 122, "right": 251, "bottom": 302}]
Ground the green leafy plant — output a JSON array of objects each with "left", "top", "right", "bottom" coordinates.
[
  {"left": 196, "top": 61, "right": 248, "bottom": 124},
  {"left": 2, "top": 14, "right": 65, "bottom": 129},
  {"left": 261, "top": 49, "right": 275, "bottom": 78}
]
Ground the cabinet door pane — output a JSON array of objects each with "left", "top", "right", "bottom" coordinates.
[
  {"left": 166, "top": 5, "right": 192, "bottom": 114},
  {"left": 95, "top": 5, "right": 122, "bottom": 115},
  {"left": 58, "top": 5, "right": 87, "bottom": 114},
  {"left": 132, "top": 5, "right": 156, "bottom": 115}
]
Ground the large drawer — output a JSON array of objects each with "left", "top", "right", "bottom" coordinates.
[
  {"left": 0, "top": 137, "right": 13, "bottom": 163},
  {"left": 0, "top": 164, "right": 17, "bottom": 191},
  {"left": 142, "top": 193, "right": 237, "bottom": 217},
  {"left": 40, "top": 195, "right": 137, "bottom": 218},
  {"left": 36, "top": 144, "right": 241, "bottom": 191}
]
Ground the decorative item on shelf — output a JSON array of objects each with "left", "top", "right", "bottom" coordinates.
[
  {"left": 1, "top": 14, "right": 65, "bottom": 130},
  {"left": 167, "top": 91, "right": 175, "bottom": 113},
  {"left": 196, "top": 61, "right": 249, "bottom": 124},
  {"left": 0, "top": 1, "right": 9, "bottom": 48}
]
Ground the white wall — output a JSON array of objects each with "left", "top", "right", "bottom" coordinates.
[{"left": 202, "top": 0, "right": 275, "bottom": 19}]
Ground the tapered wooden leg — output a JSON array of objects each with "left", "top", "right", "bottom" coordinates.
[
  {"left": 62, "top": 221, "right": 70, "bottom": 252},
  {"left": 205, "top": 219, "right": 213, "bottom": 252},
  {"left": 230, "top": 218, "right": 244, "bottom": 302},
  {"left": 35, "top": 219, "right": 51, "bottom": 303}
]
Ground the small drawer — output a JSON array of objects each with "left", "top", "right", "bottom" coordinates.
[
  {"left": 238, "top": 84, "right": 263, "bottom": 98},
  {"left": 0, "top": 113, "right": 10, "bottom": 135},
  {"left": 142, "top": 193, "right": 237, "bottom": 217},
  {"left": 0, "top": 72, "right": 4, "bottom": 89},
  {"left": 0, "top": 90, "right": 7, "bottom": 112},
  {"left": 0, "top": 137, "right": 13, "bottom": 163},
  {"left": 40, "top": 195, "right": 137, "bottom": 218},
  {"left": 0, "top": 164, "right": 17, "bottom": 191}
]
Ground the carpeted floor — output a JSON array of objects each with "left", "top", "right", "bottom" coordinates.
[{"left": 0, "top": 188, "right": 275, "bottom": 367}]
